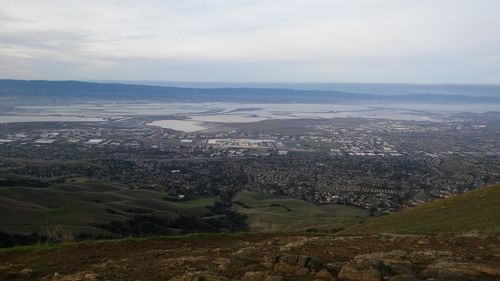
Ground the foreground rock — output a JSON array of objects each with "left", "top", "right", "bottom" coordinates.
[
  {"left": 337, "top": 251, "right": 416, "bottom": 281},
  {"left": 262, "top": 253, "right": 337, "bottom": 279},
  {"left": 41, "top": 272, "right": 103, "bottom": 281},
  {"left": 168, "top": 272, "right": 234, "bottom": 281},
  {"left": 1, "top": 234, "right": 498, "bottom": 281},
  {"left": 242, "top": 271, "right": 283, "bottom": 281},
  {"left": 422, "top": 260, "right": 500, "bottom": 281}
]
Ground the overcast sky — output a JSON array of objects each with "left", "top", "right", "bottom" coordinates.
[{"left": 1, "top": 0, "right": 499, "bottom": 83}]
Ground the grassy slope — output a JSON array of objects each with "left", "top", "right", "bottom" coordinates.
[
  {"left": 0, "top": 176, "right": 367, "bottom": 236},
  {"left": 232, "top": 191, "right": 368, "bottom": 232},
  {"left": 0, "top": 178, "right": 216, "bottom": 235},
  {"left": 341, "top": 184, "right": 500, "bottom": 235}
]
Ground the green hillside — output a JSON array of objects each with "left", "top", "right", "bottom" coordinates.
[
  {"left": 0, "top": 174, "right": 372, "bottom": 247},
  {"left": 341, "top": 184, "right": 500, "bottom": 235},
  {"left": 0, "top": 177, "right": 221, "bottom": 239},
  {"left": 232, "top": 191, "right": 368, "bottom": 232}
]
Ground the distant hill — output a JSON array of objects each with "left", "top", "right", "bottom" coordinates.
[
  {"left": 1, "top": 79, "right": 499, "bottom": 104},
  {"left": 0, "top": 175, "right": 368, "bottom": 247},
  {"left": 0, "top": 176, "right": 249, "bottom": 247},
  {"left": 107, "top": 80, "right": 500, "bottom": 97},
  {"left": 341, "top": 184, "right": 500, "bottom": 235}
]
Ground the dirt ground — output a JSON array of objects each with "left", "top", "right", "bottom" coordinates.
[{"left": 0, "top": 233, "right": 499, "bottom": 281}]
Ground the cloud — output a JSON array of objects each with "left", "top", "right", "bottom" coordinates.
[
  {"left": 0, "top": 0, "right": 499, "bottom": 83},
  {"left": 0, "top": 11, "right": 30, "bottom": 23}
]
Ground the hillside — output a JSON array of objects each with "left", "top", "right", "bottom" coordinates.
[
  {"left": 0, "top": 233, "right": 499, "bottom": 281},
  {"left": 0, "top": 176, "right": 370, "bottom": 247},
  {"left": 1, "top": 183, "right": 499, "bottom": 280},
  {"left": 0, "top": 176, "right": 248, "bottom": 246},
  {"left": 341, "top": 184, "right": 500, "bottom": 235},
  {"left": 232, "top": 191, "right": 367, "bottom": 232}
]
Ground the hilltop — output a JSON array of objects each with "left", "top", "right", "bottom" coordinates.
[
  {"left": 341, "top": 183, "right": 500, "bottom": 235},
  {"left": 0, "top": 185, "right": 499, "bottom": 280},
  {"left": 0, "top": 233, "right": 499, "bottom": 281}
]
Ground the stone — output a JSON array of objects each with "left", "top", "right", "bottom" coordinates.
[
  {"left": 274, "top": 261, "right": 310, "bottom": 276},
  {"left": 416, "top": 239, "right": 429, "bottom": 245},
  {"left": 168, "top": 272, "right": 233, "bottom": 281},
  {"left": 264, "top": 276, "right": 283, "bottom": 281},
  {"left": 243, "top": 271, "right": 267, "bottom": 279},
  {"left": 337, "top": 254, "right": 388, "bottom": 281},
  {"left": 409, "top": 250, "right": 452, "bottom": 261},
  {"left": 337, "top": 265, "right": 382, "bottom": 281},
  {"left": 387, "top": 265, "right": 413, "bottom": 276},
  {"left": 234, "top": 246, "right": 259, "bottom": 256},
  {"left": 356, "top": 251, "right": 409, "bottom": 267},
  {"left": 263, "top": 255, "right": 280, "bottom": 269},
  {"left": 212, "top": 258, "right": 231, "bottom": 272},
  {"left": 387, "top": 274, "right": 421, "bottom": 281},
  {"left": 337, "top": 250, "right": 417, "bottom": 281},
  {"left": 51, "top": 272, "right": 83, "bottom": 281},
  {"left": 326, "top": 262, "right": 345, "bottom": 275},
  {"left": 242, "top": 271, "right": 283, "bottom": 281},
  {"left": 84, "top": 273, "right": 103, "bottom": 281},
  {"left": 270, "top": 254, "right": 327, "bottom": 276},
  {"left": 160, "top": 256, "right": 209, "bottom": 268},
  {"left": 314, "top": 269, "right": 335, "bottom": 280},
  {"left": 308, "top": 257, "right": 327, "bottom": 271},
  {"left": 42, "top": 272, "right": 103, "bottom": 281},
  {"left": 422, "top": 260, "right": 500, "bottom": 281},
  {"left": 19, "top": 268, "right": 33, "bottom": 277}
]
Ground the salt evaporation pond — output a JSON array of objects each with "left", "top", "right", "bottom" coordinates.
[{"left": 148, "top": 120, "right": 207, "bottom": 132}]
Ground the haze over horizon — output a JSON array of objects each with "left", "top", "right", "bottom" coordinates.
[{"left": 1, "top": 0, "right": 500, "bottom": 84}]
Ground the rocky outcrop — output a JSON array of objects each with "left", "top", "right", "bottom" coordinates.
[
  {"left": 337, "top": 251, "right": 413, "bottom": 281},
  {"left": 387, "top": 275, "right": 422, "bottom": 281},
  {"left": 168, "top": 272, "right": 234, "bottom": 281},
  {"left": 422, "top": 260, "right": 500, "bottom": 281},
  {"left": 1, "top": 234, "right": 498, "bottom": 281},
  {"left": 41, "top": 272, "right": 104, "bottom": 281},
  {"left": 337, "top": 261, "right": 383, "bottom": 281},
  {"left": 264, "top": 254, "right": 329, "bottom": 276},
  {"left": 242, "top": 271, "right": 283, "bottom": 281}
]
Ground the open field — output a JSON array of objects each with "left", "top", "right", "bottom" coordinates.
[{"left": 232, "top": 191, "right": 368, "bottom": 232}]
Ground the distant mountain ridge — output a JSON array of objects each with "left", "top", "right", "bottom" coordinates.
[
  {"left": 1, "top": 79, "right": 500, "bottom": 104},
  {"left": 108, "top": 80, "right": 500, "bottom": 97}
]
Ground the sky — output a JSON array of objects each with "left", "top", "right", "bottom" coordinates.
[{"left": 1, "top": 0, "right": 499, "bottom": 83}]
